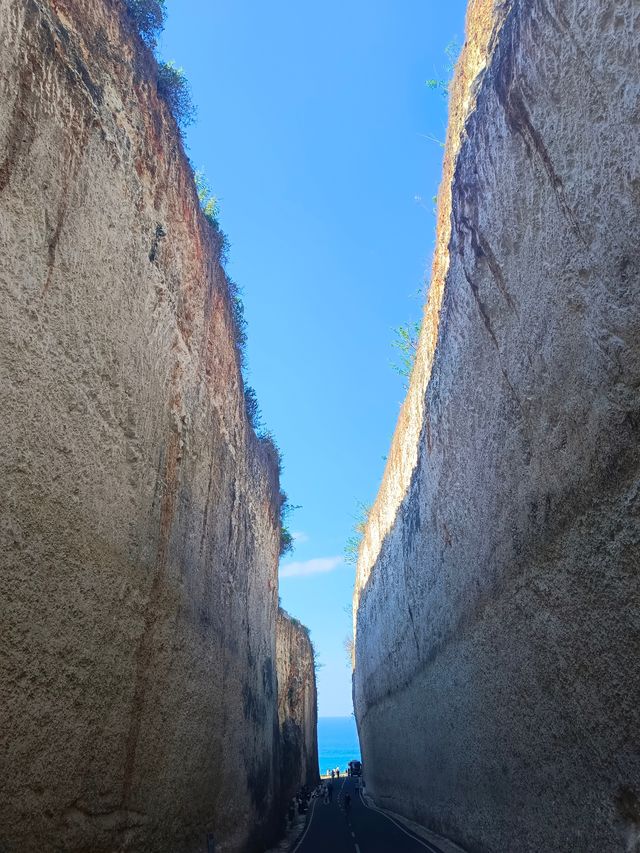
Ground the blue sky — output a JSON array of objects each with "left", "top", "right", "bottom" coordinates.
[{"left": 161, "top": 0, "right": 467, "bottom": 716}]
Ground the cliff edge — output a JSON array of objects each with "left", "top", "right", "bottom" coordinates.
[
  {"left": 0, "top": 1, "right": 309, "bottom": 851},
  {"left": 276, "top": 609, "right": 320, "bottom": 803},
  {"left": 353, "top": 1, "right": 640, "bottom": 851}
]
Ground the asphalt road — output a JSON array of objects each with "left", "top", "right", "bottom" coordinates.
[{"left": 292, "top": 777, "right": 446, "bottom": 853}]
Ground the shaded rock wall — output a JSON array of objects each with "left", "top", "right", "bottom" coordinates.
[
  {"left": 353, "top": 1, "right": 640, "bottom": 851},
  {"left": 276, "top": 610, "right": 319, "bottom": 802},
  {"left": 0, "top": 1, "right": 290, "bottom": 851}
]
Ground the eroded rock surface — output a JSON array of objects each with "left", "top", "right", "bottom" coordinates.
[
  {"left": 0, "top": 1, "right": 303, "bottom": 851},
  {"left": 353, "top": 1, "right": 640, "bottom": 851},
  {"left": 276, "top": 609, "right": 319, "bottom": 803}
]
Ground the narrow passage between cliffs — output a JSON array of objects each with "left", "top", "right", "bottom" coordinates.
[{"left": 291, "top": 776, "right": 448, "bottom": 853}]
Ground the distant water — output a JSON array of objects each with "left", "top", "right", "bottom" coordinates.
[{"left": 318, "top": 716, "right": 361, "bottom": 776}]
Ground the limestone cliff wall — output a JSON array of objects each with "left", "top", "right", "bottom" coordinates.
[
  {"left": 276, "top": 610, "right": 319, "bottom": 802},
  {"left": 353, "top": 1, "right": 640, "bottom": 851},
  {"left": 0, "top": 1, "right": 288, "bottom": 851}
]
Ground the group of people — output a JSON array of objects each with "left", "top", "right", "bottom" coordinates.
[
  {"left": 286, "top": 774, "right": 349, "bottom": 819},
  {"left": 317, "top": 779, "right": 334, "bottom": 804},
  {"left": 287, "top": 785, "right": 313, "bottom": 823},
  {"left": 286, "top": 768, "right": 358, "bottom": 825},
  {"left": 314, "top": 775, "right": 351, "bottom": 812}
]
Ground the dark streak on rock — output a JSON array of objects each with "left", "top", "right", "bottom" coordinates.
[
  {"left": 43, "top": 186, "right": 68, "bottom": 295},
  {"left": 406, "top": 601, "right": 421, "bottom": 656},
  {"left": 198, "top": 461, "right": 216, "bottom": 558},
  {"left": 121, "top": 414, "right": 181, "bottom": 805},
  {"left": 457, "top": 231, "right": 523, "bottom": 412},
  {"left": 148, "top": 223, "right": 166, "bottom": 263},
  {"left": 0, "top": 2, "right": 97, "bottom": 293},
  {"left": 0, "top": 5, "right": 39, "bottom": 194},
  {"left": 48, "top": 9, "right": 103, "bottom": 108},
  {"left": 474, "top": 228, "right": 517, "bottom": 314},
  {"left": 471, "top": 274, "right": 521, "bottom": 407},
  {"left": 492, "top": 5, "right": 588, "bottom": 246}
]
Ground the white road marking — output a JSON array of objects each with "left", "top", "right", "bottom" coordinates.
[
  {"left": 355, "top": 845, "right": 361, "bottom": 853},
  {"left": 357, "top": 788, "right": 442, "bottom": 852},
  {"left": 291, "top": 795, "right": 317, "bottom": 853},
  {"left": 351, "top": 831, "right": 356, "bottom": 837}
]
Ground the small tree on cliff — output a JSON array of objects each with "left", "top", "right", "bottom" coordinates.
[
  {"left": 425, "top": 38, "right": 460, "bottom": 100},
  {"left": 279, "top": 491, "right": 299, "bottom": 557},
  {"left": 344, "top": 502, "right": 371, "bottom": 565},
  {"left": 124, "top": 0, "right": 166, "bottom": 48},
  {"left": 194, "top": 170, "right": 222, "bottom": 229},
  {"left": 391, "top": 320, "right": 421, "bottom": 383},
  {"left": 157, "top": 61, "right": 196, "bottom": 132},
  {"left": 343, "top": 634, "right": 354, "bottom": 667}
]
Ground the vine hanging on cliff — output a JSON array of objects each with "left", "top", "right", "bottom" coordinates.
[{"left": 244, "top": 386, "right": 263, "bottom": 433}]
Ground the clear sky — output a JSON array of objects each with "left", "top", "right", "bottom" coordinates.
[{"left": 161, "top": 0, "right": 467, "bottom": 716}]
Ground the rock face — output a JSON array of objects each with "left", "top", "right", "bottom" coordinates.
[
  {"left": 353, "top": 1, "right": 640, "bottom": 852},
  {"left": 276, "top": 610, "right": 319, "bottom": 802},
  {"left": 0, "top": 1, "right": 310, "bottom": 851}
]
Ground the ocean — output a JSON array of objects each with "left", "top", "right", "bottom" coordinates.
[{"left": 317, "top": 716, "right": 361, "bottom": 776}]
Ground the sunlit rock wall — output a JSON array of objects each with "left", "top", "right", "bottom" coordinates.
[
  {"left": 276, "top": 609, "right": 319, "bottom": 803},
  {"left": 353, "top": 1, "right": 640, "bottom": 851},
  {"left": 0, "top": 1, "right": 286, "bottom": 851}
]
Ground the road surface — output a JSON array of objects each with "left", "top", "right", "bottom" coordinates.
[{"left": 292, "top": 776, "right": 447, "bottom": 853}]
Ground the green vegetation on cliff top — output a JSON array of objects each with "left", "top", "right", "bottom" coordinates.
[{"left": 123, "top": 0, "right": 297, "bottom": 561}]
